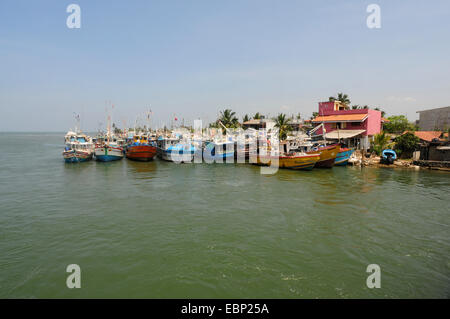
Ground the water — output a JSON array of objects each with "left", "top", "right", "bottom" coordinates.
[{"left": 0, "top": 132, "right": 449, "bottom": 298}]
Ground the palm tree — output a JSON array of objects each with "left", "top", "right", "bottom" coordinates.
[
  {"left": 373, "top": 131, "right": 390, "bottom": 155},
  {"left": 329, "top": 92, "right": 351, "bottom": 105},
  {"left": 242, "top": 114, "right": 250, "bottom": 123},
  {"left": 296, "top": 113, "right": 301, "bottom": 120},
  {"left": 253, "top": 112, "right": 261, "bottom": 120},
  {"left": 274, "top": 113, "right": 292, "bottom": 140},
  {"left": 218, "top": 109, "right": 239, "bottom": 128},
  {"left": 351, "top": 105, "right": 360, "bottom": 110}
]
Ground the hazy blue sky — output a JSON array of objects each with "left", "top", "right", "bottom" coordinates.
[{"left": 0, "top": 0, "right": 449, "bottom": 131}]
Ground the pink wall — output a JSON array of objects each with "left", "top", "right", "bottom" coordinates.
[{"left": 314, "top": 103, "right": 382, "bottom": 136}]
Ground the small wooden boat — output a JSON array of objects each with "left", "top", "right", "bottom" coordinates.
[
  {"left": 126, "top": 135, "right": 157, "bottom": 161},
  {"left": 335, "top": 147, "right": 354, "bottom": 166},
  {"left": 306, "top": 144, "right": 340, "bottom": 168},
  {"left": 95, "top": 136, "right": 124, "bottom": 162},
  {"left": 380, "top": 149, "right": 397, "bottom": 164},
  {"left": 250, "top": 152, "right": 321, "bottom": 170}
]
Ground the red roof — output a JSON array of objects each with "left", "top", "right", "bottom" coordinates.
[
  {"left": 404, "top": 131, "right": 443, "bottom": 142},
  {"left": 312, "top": 114, "right": 368, "bottom": 123}
]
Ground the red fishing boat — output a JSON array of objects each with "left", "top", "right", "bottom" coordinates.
[
  {"left": 126, "top": 135, "right": 157, "bottom": 161},
  {"left": 306, "top": 144, "right": 340, "bottom": 168}
]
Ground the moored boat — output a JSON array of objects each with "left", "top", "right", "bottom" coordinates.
[
  {"left": 156, "top": 136, "right": 196, "bottom": 163},
  {"left": 380, "top": 149, "right": 397, "bottom": 164},
  {"left": 62, "top": 131, "right": 94, "bottom": 163},
  {"left": 95, "top": 136, "right": 124, "bottom": 162},
  {"left": 126, "top": 134, "right": 157, "bottom": 161},
  {"left": 203, "top": 140, "right": 235, "bottom": 163},
  {"left": 335, "top": 147, "right": 355, "bottom": 166},
  {"left": 250, "top": 152, "right": 321, "bottom": 170},
  {"left": 306, "top": 144, "right": 340, "bottom": 168}
]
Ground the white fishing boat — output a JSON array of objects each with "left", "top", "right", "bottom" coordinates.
[
  {"left": 63, "top": 131, "right": 94, "bottom": 163},
  {"left": 156, "top": 135, "right": 196, "bottom": 163},
  {"left": 94, "top": 106, "right": 124, "bottom": 162}
]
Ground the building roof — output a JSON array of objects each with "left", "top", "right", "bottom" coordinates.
[
  {"left": 416, "top": 106, "right": 450, "bottom": 113},
  {"left": 312, "top": 114, "right": 368, "bottom": 123},
  {"left": 242, "top": 119, "right": 275, "bottom": 125},
  {"left": 404, "top": 131, "right": 443, "bottom": 142},
  {"left": 324, "top": 129, "right": 366, "bottom": 139}
]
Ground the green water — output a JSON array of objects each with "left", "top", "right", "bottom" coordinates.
[{"left": 0, "top": 132, "right": 449, "bottom": 298}]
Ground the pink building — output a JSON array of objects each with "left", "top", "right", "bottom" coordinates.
[{"left": 311, "top": 101, "right": 383, "bottom": 149}]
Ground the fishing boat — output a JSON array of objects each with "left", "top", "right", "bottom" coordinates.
[
  {"left": 250, "top": 141, "right": 321, "bottom": 170},
  {"left": 94, "top": 135, "right": 124, "bottom": 162},
  {"left": 380, "top": 149, "right": 397, "bottom": 164},
  {"left": 156, "top": 136, "right": 196, "bottom": 163},
  {"left": 126, "top": 134, "right": 157, "bottom": 161},
  {"left": 203, "top": 140, "right": 235, "bottom": 163},
  {"left": 251, "top": 152, "right": 321, "bottom": 170},
  {"left": 335, "top": 147, "right": 355, "bottom": 166},
  {"left": 62, "top": 131, "right": 94, "bottom": 163},
  {"left": 306, "top": 144, "right": 340, "bottom": 168}
]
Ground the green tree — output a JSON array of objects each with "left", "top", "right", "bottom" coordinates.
[
  {"left": 383, "top": 115, "right": 416, "bottom": 133},
  {"left": 274, "top": 113, "right": 292, "bottom": 140},
  {"left": 394, "top": 132, "right": 420, "bottom": 158},
  {"left": 253, "top": 112, "right": 262, "bottom": 120},
  {"left": 329, "top": 92, "right": 350, "bottom": 105},
  {"left": 372, "top": 131, "right": 390, "bottom": 155},
  {"left": 242, "top": 114, "right": 250, "bottom": 123},
  {"left": 218, "top": 109, "right": 239, "bottom": 127}
]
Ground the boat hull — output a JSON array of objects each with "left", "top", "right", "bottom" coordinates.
[
  {"left": 203, "top": 151, "right": 235, "bottom": 163},
  {"left": 157, "top": 148, "right": 195, "bottom": 163},
  {"left": 335, "top": 148, "right": 354, "bottom": 166},
  {"left": 63, "top": 150, "right": 93, "bottom": 163},
  {"left": 126, "top": 145, "right": 157, "bottom": 161},
  {"left": 95, "top": 146, "right": 124, "bottom": 162},
  {"left": 307, "top": 144, "right": 340, "bottom": 168},
  {"left": 250, "top": 153, "right": 320, "bottom": 170}
]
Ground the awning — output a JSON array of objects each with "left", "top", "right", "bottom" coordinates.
[
  {"left": 324, "top": 129, "right": 366, "bottom": 139},
  {"left": 312, "top": 114, "right": 368, "bottom": 123}
]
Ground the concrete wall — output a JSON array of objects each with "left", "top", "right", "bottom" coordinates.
[{"left": 417, "top": 106, "right": 450, "bottom": 131}]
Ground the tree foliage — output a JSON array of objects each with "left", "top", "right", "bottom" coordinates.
[
  {"left": 253, "top": 112, "right": 262, "bottom": 120},
  {"left": 274, "top": 113, "right": 292, "bottom": 140},
  {"left": 372, "top": 131, "right": 390, "bottom": 155},
  {"left": 394, "top": 132, "right": 420, "bottom": 158},
  {"left": 329, "top": 92, "right": 350, "bottom": 105},
  {"left": 383, "top": 115, "right": 416, "bottom": 133}
]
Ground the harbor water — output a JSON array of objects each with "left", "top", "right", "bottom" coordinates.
[{"left": 0, "top": 132, "right": 449, "bottom": 298}]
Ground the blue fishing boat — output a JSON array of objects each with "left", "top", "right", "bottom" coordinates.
[
  {"left": 380, "top": 149, "right": 397, "bottom": 164},
  {"left": 157, "top": 136, "right": 196, "bottom": 163},
  {"left": 203, "top": 140, "right": 235, "bottom": 163},
  {"left": 335, "top": 147, "right": 354, "bottom": 166}
]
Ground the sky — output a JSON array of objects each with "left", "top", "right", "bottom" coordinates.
[{"left": 0, "top": 0, "right": 449, "bottom": 131}]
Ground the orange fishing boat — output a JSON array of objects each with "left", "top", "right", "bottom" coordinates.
[
  {"left": 126, "top": 135, "right": 157, "bottom": 161},
  {"left": 250, "top": 152, "right": 321, "bottom": 170},
  {"left": 306, "top": 144, "right": 340, "bottom": 168}
]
